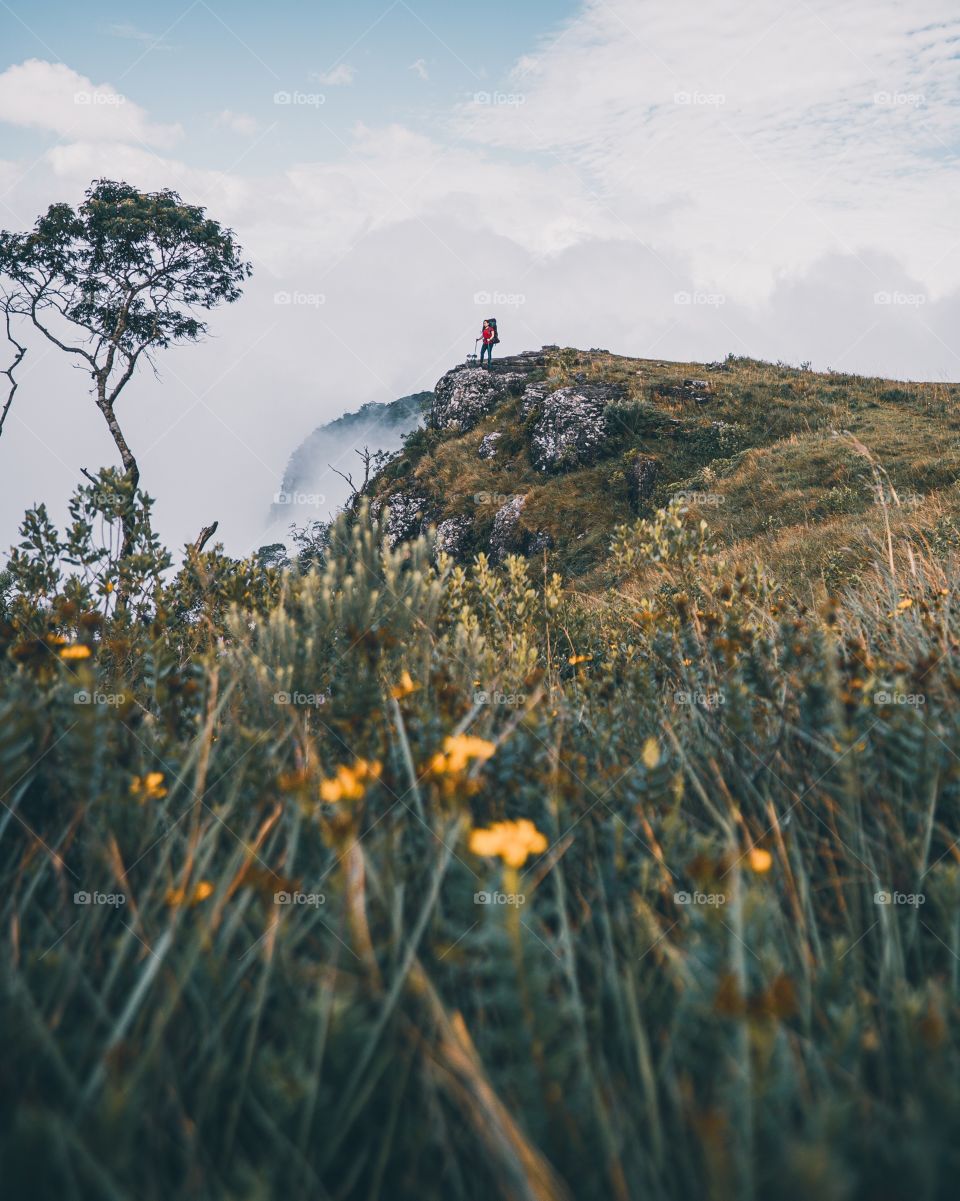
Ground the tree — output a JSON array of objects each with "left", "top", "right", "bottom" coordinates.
[{"left": 0, "top": 179, "right": 252, "bottom": 556}]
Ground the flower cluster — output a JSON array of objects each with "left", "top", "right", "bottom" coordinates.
[
  {"left": 320, "top": 758, "right": 381, "bottom": 802},
  {"left": 469, "top": 818, "right": 548, "bottom": 867}
]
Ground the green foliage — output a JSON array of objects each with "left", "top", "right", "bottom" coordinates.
[{"left": 3, "top": 491, "right": 960, "bottom": 1199}]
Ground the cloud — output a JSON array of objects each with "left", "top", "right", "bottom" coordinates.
[
  {"left": 214, "top": 109, "right": 263, "bottom": 137},
  {"left": 104, "top": 22, "right": 172, "bottom": 48},
  {"left": 0, "top": 59, "right": 182, "bottom": 148},
  {"left": 311, "top": 64, "right": 355, "bottom": 86},
  {"left": 459, "top": 0, "right": 960, "bottom": 300},
  {"left": 409, "top": 59, "right": 429, "bottom": 81}
]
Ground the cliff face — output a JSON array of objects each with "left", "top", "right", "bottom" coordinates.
[
  {"left": 363, "top": 346, "right": 960, "bottom": 588},
  {"left": 270, "top": 391, "right": 431, "bottom": 528}
]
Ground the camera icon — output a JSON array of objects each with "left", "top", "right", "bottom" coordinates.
[
  {"left": 474, "top": 891, "right": 491, "bottom": 904},
  {"left": 473, "top": 691, "right": 490, "bottom": 705},
  {"left": 674, "top": 891, "right": 691, "bottom": 905},
  {"left": 473, "top": 289, "right": 491, "bottom": 303},
  {"left": 874, "top": 891, "right": 891, "bottom": 905},
  {"left": 274, "top": 891, "right": 291, "bottom": 905},
  {"left": 273, "top": 91, "right": 292, "bottom": 105},
  {"left": 74, "top": 690, "right": 92, "bottom": 705},
  {"left": 873, "top": 691, "right": 890, "bottom": 704},
  {"left": 73, "top": 891, "right": 91, "bottom": 905},
  {"left": 273, "top": 692, "right": 291, "bottom": 704}
]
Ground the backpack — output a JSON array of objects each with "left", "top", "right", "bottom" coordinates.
[{"left": 486, "top": 317, "right": 500, "bottom": 345}]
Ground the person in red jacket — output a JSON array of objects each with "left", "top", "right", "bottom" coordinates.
[{"left": 479, "top": 319, "right": 495, "bottom": 368}]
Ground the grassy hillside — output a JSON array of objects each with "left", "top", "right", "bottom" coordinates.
[
  {"left": 2, "top": 359, "right": 960, "bottom": 1200},
  {"left": 370, "top": 348, "right": 960, "bottom": 589}
]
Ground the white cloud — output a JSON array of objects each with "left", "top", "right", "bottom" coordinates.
[
  {"left": 461, "top": 0, "right": 960, "bottom": 300},
  {"left": 214, "top": 109, "right": 263, "bottom": 137},
  {"left": 312, "top": 64, "right": 355, "bottom": 86},
  {"left": 409, "top": 59, "right": 429, "bottom": 81},
  {"left": 0, "top": 59, "right": 182, "bottom": 148}
]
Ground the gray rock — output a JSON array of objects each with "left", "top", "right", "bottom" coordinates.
[
  {"left": 477, "top": 431, "right": 503, "bottom": 460},
  {"left": 629, "top": 456, "right": 659, "bottom": 501},
  {"left": 373, "top": 493, "right": 431, "bottom": 547},
  {"left": 530, "top": 384, "right": 621, "bottom": 472},
  {"left": 520, "top": 382, "right": 550, "bottom": 417},
  {"left": 528, "top": 529, "right": 554, "bottom": 554},
  {"left": 430, "top": 366, "right": 526, "bottom": 433},
  {"left": 489, "top": 494, "right": 527, "bottom": 560},
  {"left": 435, "top": 515, "right": 472, "bottom": 558}
]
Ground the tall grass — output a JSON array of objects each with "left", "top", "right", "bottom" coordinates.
[{"left": 1, "top": 500, "right": 959, "bottom": 1200}]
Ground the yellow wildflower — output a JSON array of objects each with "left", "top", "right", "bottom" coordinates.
[
  {"left": 319, "top": 758, "right": 381, "bottom": 802},
  {"left": 130, "top": 772, "right": 167, "bottom": 801},
  {"left": 748, "top": 847, "right": 773, "bottom": 873},
  {"left": 430, "top": 734, "right": 496, "bottom": 775},
  {"left": 568, "top": 653, "right": 592, "bottom": 665},
  {"left": 390, "top": 670, "right": 419, "bottom": 699},
  {"left": 642, "top": 737, "right": 660, "bottom": 769},
  {"left": 59, "top": 644, "right": 91, "bottom": 661},
  {"left": 469, "top": 819, "right": 548, "bottom": 868},
  {"left": 166, "top": 879, "right": 214, "bottom": 907}
]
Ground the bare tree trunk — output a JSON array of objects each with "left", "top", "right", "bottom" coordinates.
[
  {"left": 95, "top": 379, "right": 139, "bottom": 561},
  {"left": 0, "top": 308, "right": 26, "bottom": 439}
]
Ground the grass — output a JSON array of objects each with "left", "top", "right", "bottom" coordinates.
[
  {"left": 2, "top": 471, "right": 960, "bottom": 1199},
  {"left": 375, "top": 349, "right": 960, "bottom": 590}
]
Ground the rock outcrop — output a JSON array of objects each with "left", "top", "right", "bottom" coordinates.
[
  {"left": 477, "top": 431, "right": 503, "bottom": 459},
  {"left": 528, "top": 384, "right": 622, "bottom": 472},
  {"left": 430, "top": 366, "right": 526, "bottom": 433},
  {"left": 435, "top": 515, "right": 472, "bottom": 558},
  {"left": 489, "top": 495, "right": 528, "bottom": 560}
]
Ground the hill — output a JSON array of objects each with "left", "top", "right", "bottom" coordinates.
[{"left": 368, "top": 347, "right": 960, "bottom": 590}]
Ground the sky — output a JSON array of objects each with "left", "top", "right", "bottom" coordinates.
[{"left": 1, "top": 0, "right": 960, "bottom": 557}]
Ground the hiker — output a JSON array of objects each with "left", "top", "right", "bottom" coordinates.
[{"left": 479, "top": 318, "right": 497, "bottom": 367}]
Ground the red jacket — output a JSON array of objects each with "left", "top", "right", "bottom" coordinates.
[{"left": 482, "top": 326, "right": 495, "bottom": 343}]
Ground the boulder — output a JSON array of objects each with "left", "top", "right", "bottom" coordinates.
[
  {"left": 430, "top": 366, "right": 526, "bottom": 433},
  {"left": 435, "top": 515, "right": 472, "bottom": 558},
  {"left": 373, "top": 493, "right": 432, "bottom": 546},
  {"left": 477, "top": 431, "right": 503, "bottom": 460},
  {"left": 530, "top": 384, "right": 621, "bottom": 472},
  {"left": 489, "top": 495, "right": 528, "bottom": 560}
]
